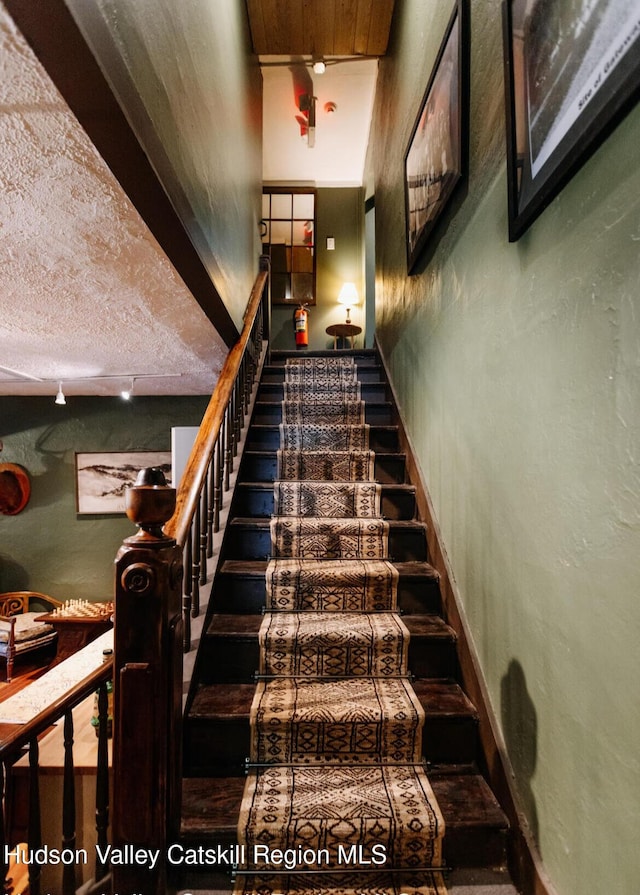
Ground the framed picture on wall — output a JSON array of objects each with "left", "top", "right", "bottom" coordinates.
[
  {"left": 75, "top": 451, "right": 172, "bottom": 515},
  {"left": 503, "top": 0, "right": 640, "bottom": 241},
  {"left": 404, "top": 0, "right": 469, "bottom": 274}
]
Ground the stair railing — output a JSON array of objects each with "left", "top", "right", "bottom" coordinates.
[
  {"left": 111, "top": 263, "right": 269, "bottom": 895},
  {"left": 0, "top": 659, "right": 113, "bottom": 895},
  {"left": 165, "top": 264, "right": 269, "bottom": 650}
]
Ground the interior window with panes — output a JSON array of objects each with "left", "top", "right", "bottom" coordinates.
[{"left": 261, "top": 190, "right": 316, "bottom": 305}]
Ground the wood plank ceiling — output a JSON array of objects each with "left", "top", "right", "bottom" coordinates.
[{"left": 246, "top": 0, "right": 395, "bottom": 56}]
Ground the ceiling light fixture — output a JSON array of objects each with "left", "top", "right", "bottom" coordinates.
[
  {"left": 298, "top": 93, "right": 317, "bottom": 148},
  {"left": 121, "top": 377, "right": 135, "bottom": 401},
  {"left": 312, "top": 60, "right": 326, "bottom": 75},
  {"left": 55, "top": 382, "right": 66, "bottom": 405}
]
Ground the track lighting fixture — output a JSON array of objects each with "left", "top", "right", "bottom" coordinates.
[{"left": 121, "top": 377, "right": 135, "bottom": 401}]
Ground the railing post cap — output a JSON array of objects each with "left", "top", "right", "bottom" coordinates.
[{"left": 124, "top": 467, "right": 176, "bottom": 545}]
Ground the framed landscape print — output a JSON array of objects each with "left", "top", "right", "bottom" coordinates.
[
  {"left": 404, "top": 0, "right": 469, "bottom": 274},
  {"left": 75, "top": 451, "right": 172, "bottom": 515},
  {"left": 503, "top": 0, "right": 640, "bottom": 241}
]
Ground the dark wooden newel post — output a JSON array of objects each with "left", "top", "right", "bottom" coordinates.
[{"left": 112, "top": 468, "right": 183, "bottom": 895}]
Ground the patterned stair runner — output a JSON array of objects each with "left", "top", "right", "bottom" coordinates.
[{"left": 235, "top": 356, "right": 446, "bottom": 895}]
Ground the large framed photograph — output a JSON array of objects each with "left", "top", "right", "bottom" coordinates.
[
  {"left": 404, "top": 0, "right": 469, "bottom": 274},
  {"left": 75, "top": 451, "right": 172, "bottom": 515},
  {"left": 503, "top": 0, "right": 640, "bottom": 241}
]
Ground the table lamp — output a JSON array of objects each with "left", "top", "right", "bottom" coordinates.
[{"left": 337, "top": 282, "right": 359, "bottom": 324}]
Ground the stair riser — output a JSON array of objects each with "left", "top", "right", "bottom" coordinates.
[
  {"left": 184, "top": 713, "right": 479, "bottom": 775},
  {"left": 240, "top": 453, "right": 407, "bottom": 484},
  {"left": 247, "top": 426, "right": 400, "bottom": 453},
  {"left": 232, "top": 486, "right": 416, "bottom": 520},
  {"left": 223, "top": 526, "right": 429, "bottom": 562},
  {"left": 211, "top": 573, "right": 442, "bottom": 615},
  {"left": 252, "top": 403, "right": 394, "bottom": 426},
  {"left": 196, "top": 634, "right": 455, "bottom": 684},
  {"left": 442, "top": 828, "right": 508, "bottom": 869}
]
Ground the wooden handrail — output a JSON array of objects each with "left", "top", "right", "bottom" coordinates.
[
  {"left": 0, "top": 660, "right": 112, "bottom": 758},
  {"left": 165, "top": 268, "right": 268, "bottom": 548},
  {"left": 0, "top": 658, "right": 113, "bottom": 895}
]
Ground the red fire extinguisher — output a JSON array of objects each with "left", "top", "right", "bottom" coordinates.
[{"left": 293, "top": 304, "right": 309, "bottom": 350}]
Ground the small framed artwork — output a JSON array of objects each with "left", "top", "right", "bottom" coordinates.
[
  {"left": 404, "top": 0, "right": 469, "bottom": 274},
  {"left": 75, "top": 451, "right": 172, "bottom": 515},
  {"left": 503, "top": 0, "right": 640, "bottom": 241}
]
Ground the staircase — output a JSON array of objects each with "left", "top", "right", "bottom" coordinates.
[{"left": 178, "top": 349, "right": 509, "bottom": 891}]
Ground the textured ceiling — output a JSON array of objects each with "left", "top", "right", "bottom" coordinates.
[
  {"left": 0, "top": 4, "right": 227, "bottom": 398},
  {"left": 0, "top": 2, "right": 390, "bottom": 397}
]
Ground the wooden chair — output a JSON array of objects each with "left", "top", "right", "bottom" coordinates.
[{"left": 0, "top": 591, "right": 62, "bottom": 681}]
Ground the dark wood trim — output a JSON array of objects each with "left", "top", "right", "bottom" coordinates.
[
  {"left": 375, "top": 337, "right": 559, "bottom": 895},
  {"left": 4, "top": 0, "right": 239, "bottom": 347}
]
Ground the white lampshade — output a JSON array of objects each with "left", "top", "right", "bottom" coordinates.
[{"left": 338, "top": 282, "right": 359, "bottom": 307}]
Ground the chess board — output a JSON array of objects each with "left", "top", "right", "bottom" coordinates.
[{"left": 49, "top": 599, "right": 114, "bottom": 620}]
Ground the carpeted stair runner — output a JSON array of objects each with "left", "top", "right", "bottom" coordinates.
[
  {"left": 265, "top": 558, "right": 399, "bottom": 612},
  {"left": 279, "top": 422, "right": 370, "bottom": 450},
  {"left": 273, "top": 481, "right": 382, "bottom": 517},
  {"left": 250, "top": 676, "right": 425, "bottom": 765},
  {"left": 234, "top": 356, "right": 446, "bottom": 895},
  {"left": 277, "top": 449, "right": 375, "bottom": 481},
  {"left": 258, "top": 611, "right": 410, "bottom": 677},
  {"left": 270, "top": 517, "right": 390, "bottom": 560}
]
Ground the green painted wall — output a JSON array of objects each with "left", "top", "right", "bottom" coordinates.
[
  {"left": 67, "top": 0, "right": 263, "bottom": 330},
  {"left": 270, "top": 188, "right": 365, "bottom": 351},
  {"left": 0, "top": 396, "right": 208, "bottom": 601},
  {"left": 370, "top": 2, "right": 640, "bottom": 893}
]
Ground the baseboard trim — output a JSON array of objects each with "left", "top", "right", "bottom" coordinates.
[{"left": 375, "top": 337, "right": 558, "bottom": 895}]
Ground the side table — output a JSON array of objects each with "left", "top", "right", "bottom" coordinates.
[
  {"left": 326, "top": 323, "right": 362, "bottom": 349},
  {"left": 35, "top": 601, "right": 113, "bottom": 662}
]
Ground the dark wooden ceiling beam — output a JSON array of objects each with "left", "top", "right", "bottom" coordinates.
[
  {"left": 247, "top": 0, "right": 394, "bottom": 56},
  {"left": 5, "top": 0, "right": 239, "bottom": 348}
]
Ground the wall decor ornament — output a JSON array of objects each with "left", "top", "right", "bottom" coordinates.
[
  {"left": 404, "top": 0, "right": 469, "bottom": 274},
  {"left": 503, "top": 0, "right": 640, "bottom": 241},
  {"left": 75, "top": 451, "right": 172, "bottom": 515},
  {"left": 0, "top": 463, "right": 31, "bottom": 515}
]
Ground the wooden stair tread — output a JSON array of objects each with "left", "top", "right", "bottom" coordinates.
[
  {"left": 269, "top": 349, "right": 377, "bottom": 361},
  {"left": 229, "top": 517, "right": 427, "bottom": 530},
  {"left": 243, "top": 449, "right": 406, "bottom": 461},
  {"left": 189, "top": 679, "right": 476, "bottom": 722},
  {"left": 189, "top": 682, "right": 255, "bottom": 717},
  {"left": 218, "top": 559, "right": 439, "bottom": 580},
  {"left": 181, "top": 776, "right": 245, "bottom": 838},
  {"left": 403, "top": 615, "right": 456, "bottom": 640},
  {"left": 237, "top": 481, "right": 415, "bottom": 493},
  {"left": 205, "top": 613, "right": 262, "bottom": 636},
  {"left": 431, "top": 775, "right": 508, "bottom": 831},
  {"left": 180, "top": 772, "right": 508, "bottom": 838},
  {"left": 412, "top": 679, "right": 479, "bottom": 719},
  {"left": 205, "top": 612, "right": 453, "bottom": 639}
]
